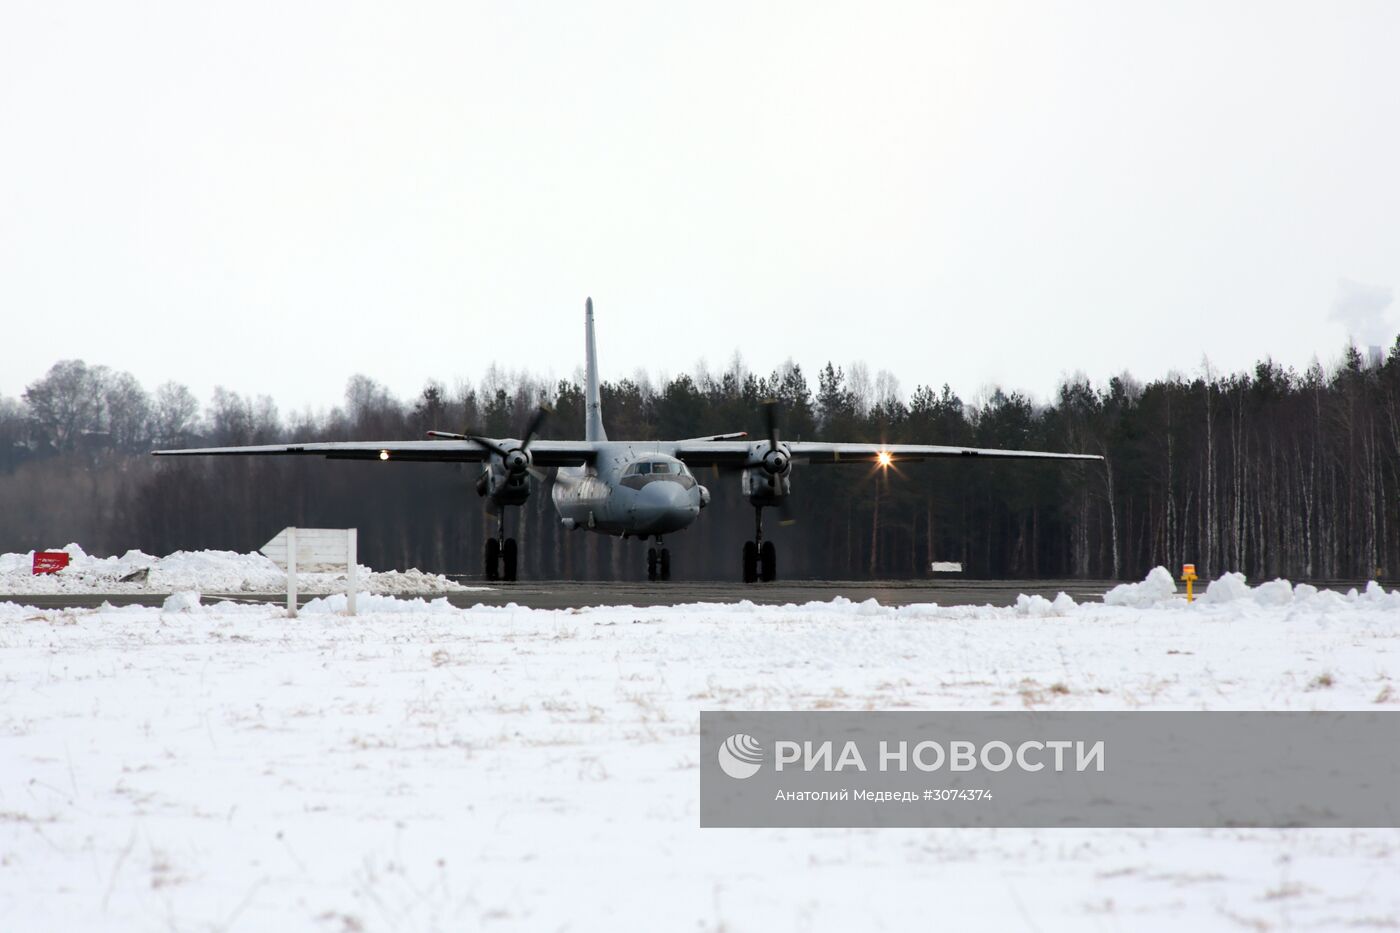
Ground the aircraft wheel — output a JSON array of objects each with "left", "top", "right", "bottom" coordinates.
[
  {"left": 502, "top": 537, "right": 518, "bottom": 582},
  {"left": 759, "top": 541, "right": 776, "bottom": 582},
  {"left": 647, "top": 547, "right": 658, "bottom": 582},
  {"left": 484, "top": 538, "right": 500, "bottom": 581},
  {"left": 659, "top": 548, "right": 671, "bottom": 581},
  {"left": 742, "top": 541, "right": 758, "bottom": 584}
]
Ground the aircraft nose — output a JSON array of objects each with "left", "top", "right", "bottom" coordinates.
[{"left": 633, "top": 480, "right": 699, "bottom": 533}]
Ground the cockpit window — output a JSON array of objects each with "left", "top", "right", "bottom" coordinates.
[
  {"left": 620, "top": 457, "right": 697, "bottom": 490},
  {"left": 625, "top": 458, "right": 691, "bottom": 479}
]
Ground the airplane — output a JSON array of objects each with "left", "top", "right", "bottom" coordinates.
[{"left": 154, "top": 299, "right": 1103, "bottom": 583}]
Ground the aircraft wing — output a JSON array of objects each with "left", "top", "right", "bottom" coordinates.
[
  {"left": 152, "top": 439, "right": 597, "bottom": 466},
  {"left": 785, "top": 442, "right": 1103, "bottom": 464},
  {"left": 671, "top": 442, "right": 758, "bottom": 467},
  {"left": 674, "top": 441, "right": 1101, "bottom": 467}
]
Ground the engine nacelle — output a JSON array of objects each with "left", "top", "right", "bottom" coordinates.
[
  {"left": 502, "top": 448, "right": 531, "bottom": 475},
  {"left": 742, "top": 466, "right": 790, "bottom": 504},
  {"left": 741, "top": 441, "right": 791, "bottom": 507},
  {"left": 476, "top": 459, "right": 531, "bottom": 507}
]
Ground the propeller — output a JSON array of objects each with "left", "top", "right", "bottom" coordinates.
[
  {"left": 747, "top": 399, "right": 796, "bottom": 524},
  {"left": 428, "top": 405, "right": 551, "bottom": 479},
  {"left": 480, "top": 404, "right": 550, "bottom": 477}
]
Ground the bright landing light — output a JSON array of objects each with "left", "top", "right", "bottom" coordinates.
[
  {"left": 379, "top": 450, "right": 390, "bottom": 461},
  {"left": 876, "top": 451, "right": 893, "bottom": 467}
]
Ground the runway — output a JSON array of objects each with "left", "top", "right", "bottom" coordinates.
[{"left": 3, "top": 578, "right": 1118, "bottom": 611}]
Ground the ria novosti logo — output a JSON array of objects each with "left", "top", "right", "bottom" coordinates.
[
  {"left": 716, "top": 734, "right": 1107, "bottom": 780},
  {"left": 718, "top": 733, "right": 764, "bottom": 779}
]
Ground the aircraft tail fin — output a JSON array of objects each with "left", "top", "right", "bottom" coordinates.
[{"left": 584, "top": 297, "right": 607, "bottom": 442}]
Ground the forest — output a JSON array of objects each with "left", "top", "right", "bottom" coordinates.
[{"left": 2, "top": 342, "right": 1398, "bottom": 583}]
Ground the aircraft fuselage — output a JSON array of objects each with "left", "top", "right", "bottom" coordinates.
[{"left": 552, "top": 443, "right": 708, "bottom": 537}]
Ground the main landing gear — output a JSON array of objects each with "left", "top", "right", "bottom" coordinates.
[
  {"left": 742, "top": 506, "right": 777, "bottom": 583},
  {"left": 484, "top": 516, "right": 518, "bottom": 582},
  {"left": 647, "top": 537, "right": 671, "bottom": 582}
]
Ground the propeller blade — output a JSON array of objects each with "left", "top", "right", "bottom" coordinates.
[
  {"left": 450, "top": 404, "right": 550, "bottom": 465},
  {"left": 741, "top": 401, "right": 784, "bottom": 469},
  {"left": 763, "top": 399, "right": 780, "bottom": 449},
  {"left": 432, "top": 417, "right": 511, "bottom": 459},
  {"left": 465, "top": 435, "right": 512, "bottom": 459},
  {"left": 521, "top": 404, "right": 551, "bottom": 451},
  {"left": 777, "top": 495, "right": 797, "bottom": 526},
  {"left": 429, "top": 421, "right": 508, "bottom": 458}
]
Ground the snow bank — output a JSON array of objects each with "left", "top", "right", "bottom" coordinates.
[
  {"left": 1200, "top": 571, "right": 1252, "bottom": 604},
  {"left": 1194, "top": 573, "right": 1400, "bottom": 611},
  {"left": 1250, "top": 578, "right": 1295, "bottom": 606},
  {"left": 1103, "top": 566, "right": 1177, "bottom": 607},
  {"left": 0, "top": 543, "right": 479, "bottom": 595},
  {"left": 161, "top": 591, "right": 202, "bottom": 613},
  {"left": 1096, "top": 567, "right": 1400, "bottom": 613},
  {"left": 1014, "top": 592, "right": 1077, "bottom": 617},
  {"left": 301, "top": 592, "right": 460, "bottom": 615}
]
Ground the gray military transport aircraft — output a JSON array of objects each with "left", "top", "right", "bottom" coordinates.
[{"left": 155, "top": 299, "right": 1102, "bottom": 583}]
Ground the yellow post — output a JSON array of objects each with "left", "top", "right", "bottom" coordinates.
[{"left": 1181, "top": 563, "right": 1198, "bottom": 603}]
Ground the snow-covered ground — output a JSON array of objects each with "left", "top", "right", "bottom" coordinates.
[
  {"left": 2, "top": 574, "right": 1398, "bottom": 931},
  {"left": 0, "top": 544, "right": 475, "bottom": 595}
]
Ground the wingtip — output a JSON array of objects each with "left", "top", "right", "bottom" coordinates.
[{"left": 586, "top": 296, "right": 593, "bottom": 314}]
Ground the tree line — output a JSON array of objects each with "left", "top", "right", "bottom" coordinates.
[{"left": 3, "top": 344, "right": 1398, "bottom": 583}]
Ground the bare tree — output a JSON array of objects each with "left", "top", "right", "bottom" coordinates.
[
  {"left": 22, "top": 360, "right": 107, "bottom": 449},
  {"left": 207, "top": 387, "right": 255, "bottom": 445},
  {"left": 104, "top": 371, "right": 151, "bottom": 450},
  {"left": 0, "top": 396, "right": 27, "bottom": 469},
  {"left": 153, "top": 382, "right": 200, "bottom": 447}
]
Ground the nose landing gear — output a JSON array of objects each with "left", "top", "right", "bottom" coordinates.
[
  {"left": 647, "top": 538, "right": 671, "bottom": 582},
  {"left": 742, "top": 506, "right": 777, "bottom": 583}
]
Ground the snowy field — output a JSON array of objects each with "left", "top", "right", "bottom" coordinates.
[
  {"left": 0, "top": 544, "right": 474, "bottom": 595},
  {"left": 2, "top": 573, "right": 1399, "bottom": 931}
]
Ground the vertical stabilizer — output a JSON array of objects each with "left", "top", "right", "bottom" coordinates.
[{"left": 584, "top": 297, "right": 607, "bottom": 442}]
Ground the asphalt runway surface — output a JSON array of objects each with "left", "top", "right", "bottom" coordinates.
[{"left": 5, "top": 579, "right": 1120, "bottom": 611}]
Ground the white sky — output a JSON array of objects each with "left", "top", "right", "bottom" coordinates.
[{"left": 3, "top": 1, "right": 1399, "bottom": 413}]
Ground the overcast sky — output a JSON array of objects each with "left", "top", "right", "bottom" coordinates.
[{"left": 3, "top": 1, "right": 1398, "bottom": 415}]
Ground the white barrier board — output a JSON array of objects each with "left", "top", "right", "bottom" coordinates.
[{"left": 261, "top": 527, "right": 358, "bottom": 617}]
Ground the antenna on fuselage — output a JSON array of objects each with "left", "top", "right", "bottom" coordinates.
[{"left": 584, "top": 297, "right": 607, "bottom": 442}]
